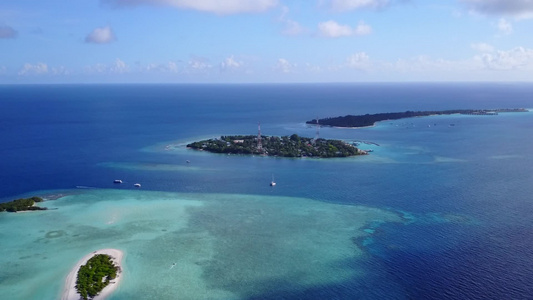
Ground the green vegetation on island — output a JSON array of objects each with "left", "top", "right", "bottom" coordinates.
[
  {"left": 0, "top": 196, "right": 45, "bottom": 212},
  {"left": 187, "top": 134, "right": 366, "bottom": 158},
  {"left": 308, "top": 108, "right": 529, "bottom": 128},
  {"left": 76, "top": 254, "right": 119, "bottom": 300}
]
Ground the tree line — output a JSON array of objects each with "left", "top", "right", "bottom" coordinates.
[
  {"left": 0, "top": 196, "right": 45, "bottom": 212},
  {"left": 307, "top": 108, "right": 529, "bottom": 128},
  {"left": 75, "top": 254, "right": 119, "bottom": 300}
]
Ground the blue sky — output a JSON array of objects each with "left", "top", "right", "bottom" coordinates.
[{"left": 1, "top": 0, "right": 533, "bottom": 83}]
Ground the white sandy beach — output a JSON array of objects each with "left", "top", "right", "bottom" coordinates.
[{"left": 61, "top": 249, "right": 124, "bottom": 300}]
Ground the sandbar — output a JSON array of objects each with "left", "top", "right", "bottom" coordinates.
[{"left": 61, "top": 248, "right": 124, "bottom": 300}]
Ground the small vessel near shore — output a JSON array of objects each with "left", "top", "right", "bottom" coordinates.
[
  {"left": 270, "top": 175, "right": 276, "bottom": 186},
  {"left": 113, "top": 180, "right": 123, "bottom": 184},
  {"left": 134, "top": 183, "right": 141, "bottom": 187}
]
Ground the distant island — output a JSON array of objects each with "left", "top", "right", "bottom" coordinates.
[
  {"left": 307, "top": 108, "right": 529, "bottom": 128},
  {"left": 0, "top": 196, "right": 46, "bottom": 212},
  {"left": 187, "top": 134, "right": 367, "bottom": 158}
]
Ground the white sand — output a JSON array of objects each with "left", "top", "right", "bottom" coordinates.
[{"left": 61, "top": 249, "right": 124, "bottom": 300}]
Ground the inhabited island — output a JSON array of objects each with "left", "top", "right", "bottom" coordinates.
[
  {"left": 307, "top": 108, "right": 529, "bottom": 128},
  {"left": 187, "top": 134, "right": 367, "bottom": 158},
  {"left": 0, "top": 196, "right": 46, "bottom": 212}
]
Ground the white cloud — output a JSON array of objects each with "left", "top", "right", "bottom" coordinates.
[
  {"left": 315, "top": 46, "right": 533, "bottom": 80},
  {"left": 319, "top": 21, "right": 352, "bottom": 37},
  {"left": 103, "top": 0, "right": 278, "bottom": 14},
  {"left": 84, "top": 63, "right": 108, "bottom": 74},
  {"left": 279, "top": 6, "right": 305, "bottom": 36},
  {"left": 0, "top": 25, "right": 17, "bottom": 39},
  {"left": 497, "top": 18, "right": 513, "bottom": 34},
  {"left": 384, "top": 48, "right": 533, "bottom": 74},
  {"left": 475, "top": 47, "right": 533, "bottom": 70},
  {"left": 111, "top": 58, "right": 128, "bottom": 73},
  {"left": 328, "top": 0, "right": 389, "bottom": 11},
  {"left": 275, "top": 58, "right": 295, "bottom": 73},
  {"left": 51, "top": 66, "right": 70, "bottom": 75},
  {"left": 220, "top": 56, "right": 242, "bottom": 71},
  {"left": 85, "top": 26, "right": 116, "bottom": 44},
  {"left": 18, "top": 63, "right": 49, "bottom": 75},
  {"left": 471, "top": 42, "right": 495, "bottom": 52},
  {"left": 347, "top": 52, "right": 371, "bottom": 70},
  {"left": 189, "top": 61, "right": 210, "bottom": 70},
  {"left": 145, "top": 61, "right": 179, "bottom": 73},
  {"left": 391, "top": 56, "right": 469, "bottom": 72},
  {"left": 318, "top": 20, "right": 372, "bottom": 38},
  {"left": 165, "top": 61, "right": 179, "bottom": 72},
  {"left": 84, "top": 59, "right": 129, "bottom": 74},
  {"left": 187, "top": 57, "right": 212, "bottom": 71},
  {"left": 305, "top": 63, "right": 321, "bottom": 73},
  {"left": 461, "top": 0, "right": 533, "bottom": 18}
]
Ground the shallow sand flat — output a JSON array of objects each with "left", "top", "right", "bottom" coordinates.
[
  {"left": 0, "top": 189, "right": 403, "bottom": 299},
  {"left": 61, "top": 248, "right": 124, "bottom": 300},
  {"left": 140, "top": 193, "right": 404, "bottom": 299}
]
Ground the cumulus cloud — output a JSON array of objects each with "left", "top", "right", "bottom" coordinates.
[
  {"left": 336, "top": 48, "right": 533, "bottom": 81},
  {"left": 305, "top": 63, "right": 321, "bottom": 73},
  {"left": 85, "top": 26, "right": 116, "bottom": 44},
  {"left": 347, "top": 52, "right": 371, "bottom": 70},
  {"left": 387, "top": 48, "right": 533, "bottom": 75},
  {"left": 111, "top": 58, "right": 128, "bottom": 73},
  {"left": 318, "top": 20, "right": 372, "bottom": 38},
  {"left": 84, "top": 63, "right": 108, "bottom": 74},
  {"left": 18, "top": 63, "right": 49, "bottom": 75},
  {"left": 220, "top": 56, "right": 243, "bottom": 71},
  {"left": 391, "top": 56, "right": 468, "bottom": 73},
  {"left": 84, "top": 59, "right": 129, "bottom": 74},
  {"left": 279, "top": 6, "right": 305, "bottom": 36},
  {"left": 475, "top": 46, "right": 533, "bottom": 70},
  {"left": 145, "top": 61, "right": 179, "bottom": 73},
  {"left": 0, "top": 25, "right": 18, "bottom": 39},
  {"left": 333, "top": 47, "right": 533, "bottom": 79},
  {"left": 461, "top": 0, "right": 533, "bottom": 18},
  {"left": 318, "top": 20, "right": 352, "bottom": 37},
  {"left": 50, "top": 66, "right": 70, "bottom": 75},
  {"left": 187, "top": 57, "right": 212, "bottom": 72},
  {"left": 497, "top": 18, "right": 513, "bottom": 34},
  {"left": 275, "top": 58, "right": 295, "bottom": 73},
  {"left": 103, "top": 0, "right": 278, "bottom": 14},
  {"left": 189, "top": 60, "right": 210, "bottom": 70}
]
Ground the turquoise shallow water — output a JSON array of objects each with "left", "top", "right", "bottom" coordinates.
[{"left": 0, "top": 189, "right": 401, "bottom": 300}]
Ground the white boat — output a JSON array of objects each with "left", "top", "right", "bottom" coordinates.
[
  {"left": 134, "top": 183, "right": 141, "bottom": 187},
  {"left": 270, "top": 175, "right": 276, "bottom": 186},
  {"left": 114, "top": 180, "right": 123, "bottom": 184}
]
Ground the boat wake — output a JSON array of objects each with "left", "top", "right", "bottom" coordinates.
[{"left": 75, "top": 186, "right": 96, "bottom": 189}]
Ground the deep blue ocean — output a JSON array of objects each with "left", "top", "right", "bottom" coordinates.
[{"left": 1, "top": 83, "right": 532, "bottom": 299}]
